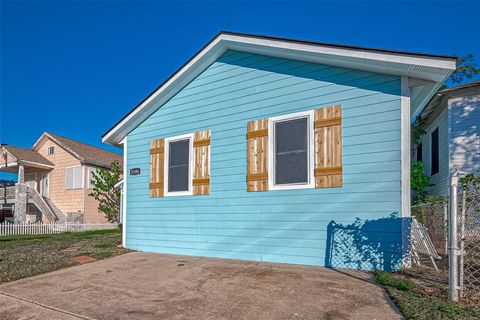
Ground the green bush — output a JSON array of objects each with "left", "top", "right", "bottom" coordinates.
[{"left": 375, "top": 271, "right": 415, "bottom": 291}]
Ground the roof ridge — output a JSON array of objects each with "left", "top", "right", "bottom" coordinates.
[{"left": 47, "top": 132, "right": 121, "bottom": 155}]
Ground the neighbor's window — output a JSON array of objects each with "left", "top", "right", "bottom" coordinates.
[
  {"left": 47, "top": 146, "right": 54, "bottom": 155},
  {"left": 65, "top": 166, "right": 83, "bottom": 190},
  {"left": 431, "top": 128, "right": 439, "bottom": 175},
  {"left": 87, "top": 167, "right": 97, "bottom": 189},
  {"left": 416, "top": 143, "right": 423, "bottom": 163},
  {"left": 164, "top": 134, "right": 193, "bottom": 196},
  {"left": 269, "top": 111, "right": 314, "bottom": 190}
]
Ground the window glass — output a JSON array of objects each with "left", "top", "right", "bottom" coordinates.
[
  {"left": 66, "top": 166, "right": 83, "bottom": 189},
  {"left": 168, "top": 139, "right": 190, "bottom": 192},
  {"left": 416, "top": 143, "right": 423, "bottom": 163},
  {"left": 274, "top": 117, "right": 308, "bottom": 185},
  {"left": 431, "top": 128, "right": 439, "bottom": 175}
]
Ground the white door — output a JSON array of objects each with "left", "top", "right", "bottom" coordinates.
[{"left": 40, "top": 173, "right": 49, "bottom": 198}]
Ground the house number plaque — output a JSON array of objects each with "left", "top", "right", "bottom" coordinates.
[{"left": 130, "top": 168, "right": 141, "bottom": 175}]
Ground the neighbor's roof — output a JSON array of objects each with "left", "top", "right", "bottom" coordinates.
[
  {"left": 102, "top": 31, "right": 457, "bottom": 146},
  {"left": 416, "top": 80, "right": 480, "bottom": 122},
  {"left": 34, "top": 132, "right": 123, "bottom": 168},
  {"left": 1, "top": 145, "right": 54, "bottom": 168}
]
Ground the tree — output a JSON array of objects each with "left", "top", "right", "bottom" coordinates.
[
  {"left": 441, "top": 54, "right": 479, "bottom": 90},
  {"left": 89, "top": 161, "right": 122, "bottom": 223},
  {"left": 411, "top": 162, "right": 430, "bottom": 204}
]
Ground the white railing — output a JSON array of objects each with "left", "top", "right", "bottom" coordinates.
[{"left": 0, "top": 222, "right": 119, "bottom": 237}]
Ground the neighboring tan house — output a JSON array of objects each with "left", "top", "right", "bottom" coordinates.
[
  {"left": 0, "top": 132, "right": 122, "bottom": 223},
  {"left": 412, "top": 80, "right": 480, "bottom": 195},
  {"left": 103, "top": 32, "right": 456, "bottom": 271}
]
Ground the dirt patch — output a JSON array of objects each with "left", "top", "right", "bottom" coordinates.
[{"left": 71, "top": 256, "right": 97, "bottom": 265}]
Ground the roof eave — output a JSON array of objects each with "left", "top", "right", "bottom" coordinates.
[{"left": 102, "top": 32, "right": 457, "bottom": 146}]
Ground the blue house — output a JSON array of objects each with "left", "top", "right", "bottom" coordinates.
[{"left": 103, "top": 32, "right": 456, "bottom": 271}]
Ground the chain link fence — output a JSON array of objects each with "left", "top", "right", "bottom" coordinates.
[
  {"left": 458, "top": 178, "right": 480, "bottom": 301},
  {"left": 410, "top": 174, "right": 480, "bottom": 305}
]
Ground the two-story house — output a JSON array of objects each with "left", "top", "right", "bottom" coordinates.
[{"left": 0, "top": 132, "right": 122, "bottom": 223}]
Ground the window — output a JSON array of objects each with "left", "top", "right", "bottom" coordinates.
[
  {"left": 269, "top": 111, "right": 315, "bottom": 190},
  {"left": 431, "top": 128, "right": 439, "bottom": 175},
  {"left": 416, "top": 143, "right": 423, "bottom": 163},
  {"left": 87, "top": 167, "right": 97, "bottom": 189},
  {"left": 47, "top": 146, "right": 54, "bottom": 155},
  {"left": 65, "top": 166, "right": 83, "bottom": 189},
  {"left": 164, "top": 134, "right": 193, "bottom": 196}
]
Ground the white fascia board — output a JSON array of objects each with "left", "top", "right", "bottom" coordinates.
[
  {"left": 221, "top": 34, "right": 456, "bottom": 71},
  {"left": 103, "top": 33, "right": 456, "bottom": 146},
  {"left": 102, "top": 37, "right": 227, "bottom": 146}
]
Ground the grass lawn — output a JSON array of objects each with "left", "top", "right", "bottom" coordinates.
[
  {"left": 375, "top": 270, "right": 480, "bottom": 320},
  {"left": 0, "top": 229, "right": 130, "bottom": 284}
]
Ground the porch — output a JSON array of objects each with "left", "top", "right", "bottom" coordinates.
[{"left": 1, "top": 144, "right": 62, "bottom": 223}]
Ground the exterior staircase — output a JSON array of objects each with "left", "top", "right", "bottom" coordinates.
[
  {"left": 26, "top": 187, "right": 64, "bottom": 223},
  {"left": 44, "top": 197, "right": 66, "bottom": 223}
]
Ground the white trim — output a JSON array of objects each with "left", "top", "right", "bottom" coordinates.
[
  {"left": 163, "top": 133, "right": 194, "bottom": 197},
  {"left": 114, "top": 179, "right": 124, "bottom": 189},
  {"left": 401, "top": 76, "right": 411, "bottom": 218},
  {"left": 121, "top": 136, "right": 127, "bottom": 247},
  {"left": 401, "top": 76, "right": 411, "bottom": 268},
  {"left": 0, "top": 162, "right": 18, "bottom": 169},
  {"left": 102, "top": 33, "right": 456, "bottom": 146},
  {"left": 39, "top": 172, "right": 49, "bottom": 198},
  {"left": 268, "top": 110, "right": 315, "bottom": 191},
  {"left": 33, "top": 132, "right": 84, "bottom": 161},
  {"left": 65, "top": 165, "right": 84, "bottom": 190}
]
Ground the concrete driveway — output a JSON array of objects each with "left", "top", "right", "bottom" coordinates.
[{"left": 0, "top": 252, "right": 401, "bottom": 320}]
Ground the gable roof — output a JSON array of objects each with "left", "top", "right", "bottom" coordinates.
[
  {"left": 1, "top": 144, "right": 54, "bottom": 168},
  {"left": 416, "top": 80, "right": 480, "bottom": 123},
  {"left": 33, "top": 132, "right": 122, "bottom": 168},
  {"left": 102, "top": 31, "right": 457, "bottom": 146}
]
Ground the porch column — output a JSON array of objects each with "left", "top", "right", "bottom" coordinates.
[
  {"left": 18, "top": 164, "right": 25, "bottom": 183},
  {"left": 14, "top": 164, "right": 27, "bottom": 223}
]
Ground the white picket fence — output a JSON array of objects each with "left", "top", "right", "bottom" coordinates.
[{"left": 0, "top": 222, "right": 119, "bottom": 236}]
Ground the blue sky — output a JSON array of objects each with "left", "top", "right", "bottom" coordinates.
[{"left": 1, "top": 1, "right": 479, "bottom": 180}]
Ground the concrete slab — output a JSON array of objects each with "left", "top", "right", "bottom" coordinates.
[{"left": 0, "top": 252, "right": 401, "bottom": 320}]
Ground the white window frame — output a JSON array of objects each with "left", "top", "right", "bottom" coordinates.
[
  {"left": 65, "top": 165, "right": 84, "bottom": 190},
  {"left": 268, "top": 110, "right": 315, "bottom": 191},
  {"left": 163, "top": 133, "right": 194, "bottom": 197},
  {"left": 47, "top": 146, "right": 54, "bottom": 155}
]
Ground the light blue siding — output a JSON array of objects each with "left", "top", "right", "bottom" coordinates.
[{"left": 126, "top": 50, "right": 404, "bottom": 271}]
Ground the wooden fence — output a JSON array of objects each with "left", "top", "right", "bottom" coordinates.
[{"left": 0, "top": 222, "right": 119, "bottom": 236}]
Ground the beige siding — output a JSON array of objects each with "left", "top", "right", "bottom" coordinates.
[
  {"left": 34, "top": 137, "right": 107, "bottom": 222},
  {"left": 84, "top": 166, "right": 108, "bottom": 223}
]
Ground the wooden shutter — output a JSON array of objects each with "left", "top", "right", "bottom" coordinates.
[
  {"left": 193, "top": 129, "right": 211, "bottom": 195},
  {"left": 314, "top": 105, "right": 343, "bottom": 188},
  {"left": 246, "top": 118, "right": 269, "bottom": 192},
  {"left": 149, "top": 138, "right": 165, "bottom": 197}
]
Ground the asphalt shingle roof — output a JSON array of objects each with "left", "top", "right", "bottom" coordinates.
[{"left": 46, "top": 132, "right": 122, "bottom": 168}]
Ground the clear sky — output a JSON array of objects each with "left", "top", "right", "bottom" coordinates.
[{"left": 1, "top": 1, "right": 479, "bottom": 180}]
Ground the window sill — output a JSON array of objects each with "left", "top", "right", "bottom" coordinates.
[
  {"left": 269, "top": 183, "right": 315, "bottom": 191},
  {"left": 164, "top": 190, "right": 193, "bottom": 197}
]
